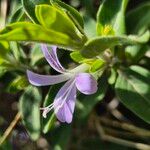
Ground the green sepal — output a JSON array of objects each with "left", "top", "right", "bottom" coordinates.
[
  {"left": 70, "top": 51, "right": 86, "bottom": 63},
  {"left": 90, "top": 59, "right": 105, "bottom": 72}
]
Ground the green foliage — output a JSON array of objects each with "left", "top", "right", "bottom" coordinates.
[
  {"left": 0, "top": 0, "right": 150, "bottom": 148},
  {"left": 8, "top": 75, "right": 29, "bottom": 93},
  {"left": 97, "top": 0, "right": 128, "bottom": 35},
  {"left": 19, "top": 86, "right": 42, "bottom": 140},
  {"left": 83, "top": 15, "right": 96, "bottom": 38},
  {"left": 30, "top": 44, "right": 44, "bottom": 66},
  {"left": 125, "top": 45, "right": 150, "bottom": 63},
  {"left": 51, "top": 125, "right": 72, "bottom": 150},
  {"left": 35, "top": 5, "right": 83, "bottom": 41},
  {"left": 0, "top": 41, "right": 10, "bottom": 57},
  {"left": 8, "top": 6, "right": 24, "bottom": 23},
  {"left": 126, "top": 2, "right": 150, "bottom": 34},
  {"left": 21, "top": 0, "right": 50, "bottom": 23},
  {"left": 115, "top": 66, "right": 150, "bottom": 123},
  {"left": 50, "top": 0, "right": 84, "bottom": 29},
  {"left": 125, "top": 2, "right": 150, "bottom": 63},
  {"left": 0, "top": 22, "right": 83, "bottom": 50},
  {"left": 81, "top": 31, "right": 150, "bottom": 58}
]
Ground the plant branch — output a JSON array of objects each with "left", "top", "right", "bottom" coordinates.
[
  {"left": 100, "top": 117, "right": 150, "bottom": 137},
  {"left": 0, "top": 112, "right": 21, "bottom": 145},
  {"left": 95, "top": 120, "right": 150, "bottom": 150}
]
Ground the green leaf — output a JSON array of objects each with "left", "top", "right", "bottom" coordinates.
[
  {"left": 8, "top": 6, "right": 25, "bottom": 23},
  {"left": 76, "top": 74, "right": 108, "bottom": 120},
  {"left": 125, "top": 45, "right": 150, "bottom": 63},
  {"left": 115, "top": 66, "right": 150, "bottom": 123},
  {"left": 19, "top": 86, "right": 42, "bottom": 140},
  {"left": 0, "top": 41, "right": 10, "bottom": 58},
  {"left": 50, "top": 0, "right": 84, "bottom": 28},
  {"left": 0, "top": 22, "right": 83, "bottom": 50},
  {"left": 30, "top": 44, "right": 44, "bottom": 66},
  {"left": 51, "top": 125, "right": 72, "bottom": 150},
  {"left": 35, "top": 5, "right": 84, "bottom": 42},
  {"left": 81, "top": 0, "right": 94, "bottom": 16},
  {"left": 84, "top": 15, "right": 96, "bottom": 38},
  {"left": 21, "top": 0, "right": 50, "bottom": 23},
  {"left": 96, "top": 0, "right": 128, "bottom": 35},
  {"left": 81, "top": 31, "right": 150, "bottom": 58},
  {"left": 0, "top": 67, "right": 7, "bottom": 78},
  {"left": 9, "top": 42, "right": 26, "bottom": 62},
  {"left": 126, "top": 2, "right": 150, "bottom": 34},
  {"left": 8, "top": 76, "right": 29, "bottom": 93}
]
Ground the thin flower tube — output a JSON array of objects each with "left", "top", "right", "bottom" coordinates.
[{"left": 27, "top": 44, "right": 98, "bottom": 123}]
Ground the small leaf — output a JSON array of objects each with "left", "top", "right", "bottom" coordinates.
[
  {"left": 81, "top": 31, "right": 150, "bottom": 58},
  {"left": 50, "top": 0, "right": 84, "bottom": 28},
  {"left": 35, "top": 5, "right": 84, "bottom": 42},
  {"left": 0, "top": 22, "right": 83, "bottom": 50},
  {"left": 126, "top": 2, "right": 150, "bottom": 34},
  {"left": 19, "top": 86, "right": 42, "bottom": 140},
  {"left": 115, "top": 66, "right": 150, "bottom": 123},
  {"left": 97, "top": 0, "right": 129, "bottom": 35},
  {"left": 21, "top": 0, "right": 50, "bottom": 23},
  {"left": 8, "top": 6, "right": 25, "bottom": 23}
]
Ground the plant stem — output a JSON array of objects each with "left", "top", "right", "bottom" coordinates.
[
  {"left": 0, "top": 112, "right": 21, "bottom": 146},
  {"left": 95, "top": 120, "right": 150, "bottom": 150},
  {"left": 100, "top": 117, "right": 150, "bottom": 137}
]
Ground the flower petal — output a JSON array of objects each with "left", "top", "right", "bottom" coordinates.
[
  {"left": 75, "top": 73, "right": 98, "bottom": 95},
  {"left": 27, "top": 70, "right": 70, "bottom": 86},
  {"left": 53, "top": 79, "right": 76, "bottom": 123},
  {"left": 41, "top": 44, "right": 65, "bottom": 73}
]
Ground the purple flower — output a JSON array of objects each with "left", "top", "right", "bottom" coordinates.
[{"left": 27, "top": 44, "right": 98, "bottom": 123}]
